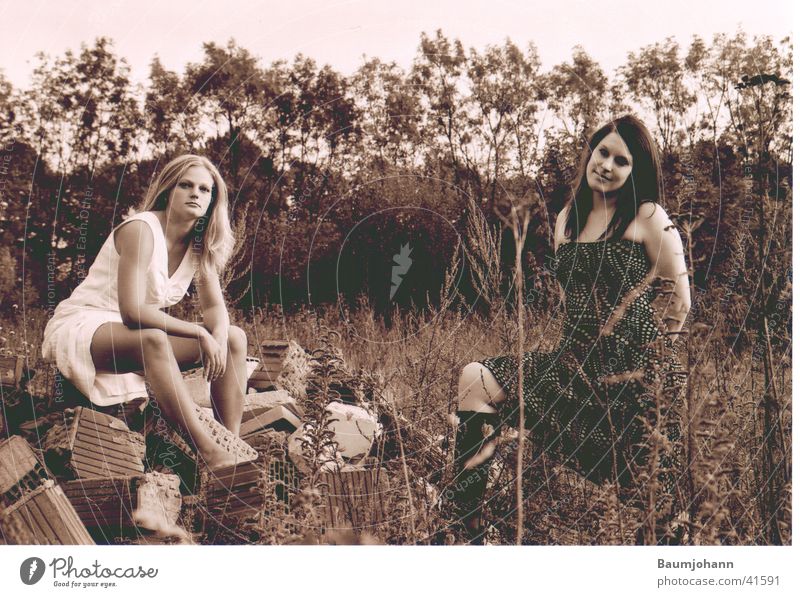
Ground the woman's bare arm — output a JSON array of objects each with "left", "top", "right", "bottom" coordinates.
[
  {"left": 636, "top": 203, "right": 692, "bottom": 334},
  {"left": 197, "top": 269, "right": 230, "bottom": 344},
  {"left": 196, "top": 267, "right": 235, "bottom": 380},
  {"left": 115, "top": 220, "right": 208, "bottom": 340},
  {"left": 553, "top": 205, "right": 569, "bottom": 252}
]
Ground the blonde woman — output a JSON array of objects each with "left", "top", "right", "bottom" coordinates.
[{"left": 43, "top": 155, "right": 247, "bottom": 470}]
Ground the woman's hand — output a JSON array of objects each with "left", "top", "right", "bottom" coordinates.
[{"left": 199, "top": 329, "right": 227, "bottom": 382}]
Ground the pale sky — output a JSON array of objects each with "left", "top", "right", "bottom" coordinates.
[{"left": 0, "top": 0, "right": 793, "bottom": 89}]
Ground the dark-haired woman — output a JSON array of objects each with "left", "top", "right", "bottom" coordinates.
[
  {"left": 43, "top": 155, "right": 249, "bottom": 471},
  {"left": 446, "top": 115, "right": 691, "bottom": 543}
]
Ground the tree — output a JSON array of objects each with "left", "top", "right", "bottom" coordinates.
[
  {"left": 546, "top": 46, "right": 608, "bottom": 152},
  {"left": 350, "top": 58, "right": 422, "bottom": 170},
  {"left": 17, "top": 37, "right": 141, "bottom": 175},
  {"left": 411, "top": 30, "right": 473, "bottom": 190},
  {"left": 618, "top": 37, "right": 695, "bottom": 157},
  {"left": 0, "top": 72, "right": 15, "bottom": 144},
  {"left": 185, "top": 39, "right": 267, "bottom": 188},
  {"left": 145, "top": 57, "right": 203, "bottom": 156},
  {"left": 467, "top": 39, "right": 547, "bottom": 208}
]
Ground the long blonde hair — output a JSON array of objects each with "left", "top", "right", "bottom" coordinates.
[{"left": 139, "top": 155, "right": 234, "bottom": 281}]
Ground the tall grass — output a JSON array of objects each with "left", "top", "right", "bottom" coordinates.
[{"left": 0, "top": 204, "right": 790, "bottom": 544}]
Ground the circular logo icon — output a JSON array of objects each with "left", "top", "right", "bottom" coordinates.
[{"left": 20, "top": 557, "right": 46, "bottom": 585}]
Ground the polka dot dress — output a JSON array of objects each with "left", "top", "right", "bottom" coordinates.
[{"left": 480, "top": 239, "right": 685, "bottom": 488}]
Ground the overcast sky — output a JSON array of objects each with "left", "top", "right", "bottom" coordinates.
[{"left": 0, "top": 0, "right": 793, "bottom": 89}]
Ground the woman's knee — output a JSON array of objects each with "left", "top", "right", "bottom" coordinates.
[
  {"left": 140, "top": 329, "right": 172, "bottom": 358},
  {"left": 460, "top": 362, "right": 493, "bottom": 391},
  {"left": 227, "top": 325, "right": 247, "bottom": 356},
  {"left": 459, "top": 362, "right": 504, "bottom": 406}
]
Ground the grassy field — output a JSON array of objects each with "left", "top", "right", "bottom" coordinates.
[{"left": 0, "top": 275, "right": 791, "bottom": 545}]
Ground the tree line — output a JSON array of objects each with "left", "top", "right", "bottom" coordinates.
[{"left": 0, "top": 30, "right": 792, "bottom": 345}]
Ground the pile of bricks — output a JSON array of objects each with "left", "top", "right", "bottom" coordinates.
[
  {"left": 1, "top": 339, "right": 394, "bottom": 544},
  {"left": 0, "top": 436, "right": 94, "bottom": 544}
]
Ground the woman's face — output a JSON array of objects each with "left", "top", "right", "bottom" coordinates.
[
  {"left": 585, "top": 132, "right": 633, "bottom": 196},
  {"left": 167, "top": 165, "right": 215, "bottom": 221}
]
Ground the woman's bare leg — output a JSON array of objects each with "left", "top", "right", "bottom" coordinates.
[
  {"left": 457, "top": 362, "right": 507, "bottom": 467},
  {"left": 209, "top": 325, "right": 248, "bottom": 435},
  {"left": 90, "top": 323, "right": 237, "bottom": 470},
  {"left": 450, "top": 362, "right": 508, "bottom": 541}
]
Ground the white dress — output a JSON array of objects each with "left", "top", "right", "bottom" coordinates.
[{"left": 42, "top": 211, "right": 196, "bottom": 406}]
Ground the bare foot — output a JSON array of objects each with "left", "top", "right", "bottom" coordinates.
[
  {"left": 132, "top": 508, "right": 193, "bottom": 544},
  {"left": 201, "top": 450, "right": 240, "bottom": 472}
]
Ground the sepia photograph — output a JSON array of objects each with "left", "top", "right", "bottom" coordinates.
[{"left": 0, "top": 0, "right": 794, "bottom": 592}]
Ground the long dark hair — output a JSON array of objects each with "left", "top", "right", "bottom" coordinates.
[{"left": 564, "top": 114, "right": 663, "bottom": 242}]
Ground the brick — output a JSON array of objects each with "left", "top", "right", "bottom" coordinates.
[
  {"left": 42, "top": 407, "right": 145, "bottom": 480},
  {"left": 183, "top": 357, "right": 260, "bottom": 408},
  {"left": 243, "top": 390, "right": 303, "bottom": 418},
  {"left": 242, "top": 428, "right": 288, "bottom": 453},
  {"left": 183, "top": 375, "right": 211, "bottom": 407},
  {"left": 0, "top": 436, "right": 50, "bottom": 509},
  {"left": 317, "top": 466, "right": 390, "bottom": 532},
  {"left": 203, "top": 454, "right": 299, "bottom": 527},
  {"left": 0, "top": 480, "right": 95, "bottom": 545},
  {"left": 63, "top": 472, "right": 181, "bottom": 542},
  {"left": 143, "top": 401, "right": 257, "bottom": 494},
  {"left": 247, "top": 340, "right": 290, "bottom": 392},
  {"left": 240, "top": 405, "right": 301, "bottom": 437},
  {"left": 0, "top": 355, "right": 24, "bottom": 390}
]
